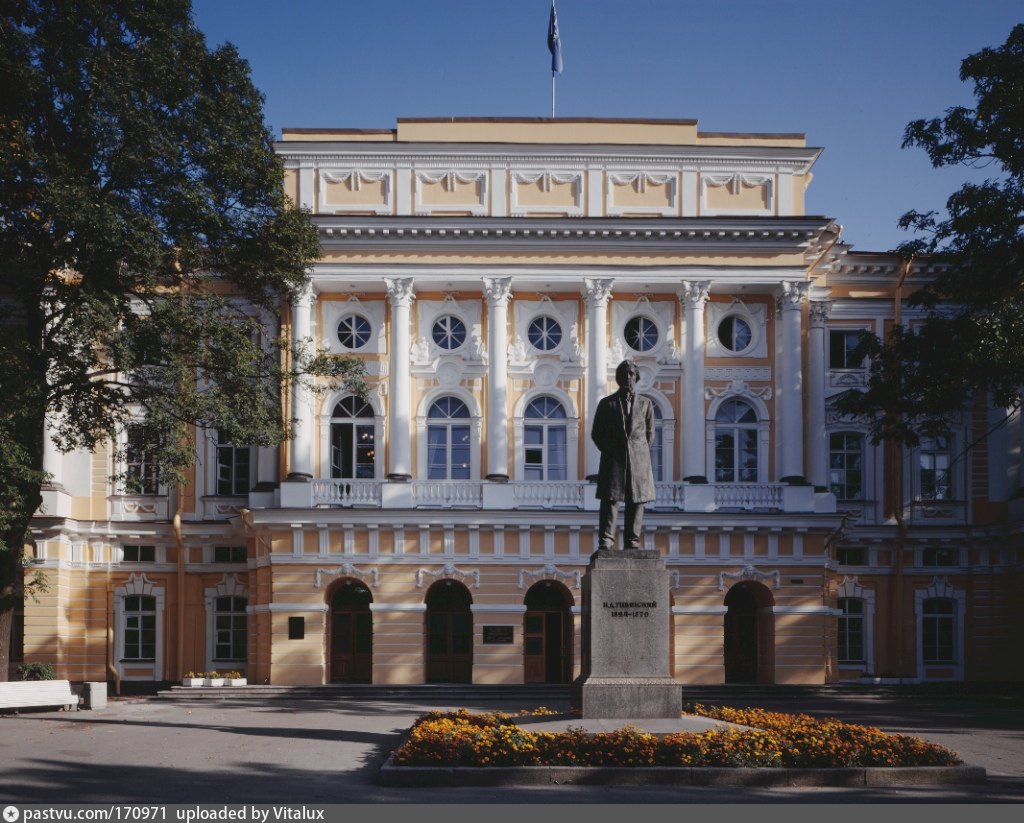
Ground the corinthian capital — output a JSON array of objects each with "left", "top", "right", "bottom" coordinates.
[
  {"left": 809, "top": 300, "right": 832, "bottom": 328},
  {"left": 677, "top": 280, "right": 711, "bottom": 308},
  {"left": 482, "top": 276, "right": 513, "bottom": 307},
  {"left": 778, "top": 280, "right": 811, "bottom": 311},
  {"left": 583, "top": 278, "right": 614, "bottom": 307},
  {"left": 385, "top": 277, "right": 415, "bottom": 307}
]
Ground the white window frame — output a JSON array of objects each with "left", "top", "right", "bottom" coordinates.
[
  {"left": 416, "top": 389, "right": 482, "bottom": 481},
  {"left": 318, "top": 392, "right": 385, "bottom": 480},
  {"left": 513, "top": 389, "right": 579, "bottom": 483},
  {"left": 204, "top": 574, "right": 249, "bottom": 674},
  {"left": 114, "top": 573, "right": 165, "bottom": 681},
  {"left": 915, "top": 577, "right": 965, "bottom": 681},
  {"left": 706, "top": 395, "right": 770, "bottom": 484},
  {"left": 836, "top": 576, "right": 876, "bottom": 677}
]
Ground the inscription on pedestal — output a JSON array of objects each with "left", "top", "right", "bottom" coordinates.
[{"left": 572, "top": 549, "right": 682, "bottom": 719}]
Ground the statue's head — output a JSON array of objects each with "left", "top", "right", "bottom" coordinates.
[{"left": 615, "top": 359, "right": 640, "bottom": 392}]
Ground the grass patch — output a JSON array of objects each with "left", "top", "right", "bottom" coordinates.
[{"left": 390, "top": 705, "right": 961, "bottom": 769}]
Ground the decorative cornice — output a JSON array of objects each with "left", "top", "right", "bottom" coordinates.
[{"left": 313, "top": 216, "right": 832, "bottom": 254}]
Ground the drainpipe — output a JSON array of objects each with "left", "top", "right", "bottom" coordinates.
[
  {"left": 106, "top": 583, "right": 120, "bottom": 695},
  {"left": 173, "top": 486, "right": 185, "bottom": 681}
]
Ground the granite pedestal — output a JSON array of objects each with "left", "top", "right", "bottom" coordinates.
[{"left": 571, "top": 548, "right": 682, "bottom": 719}]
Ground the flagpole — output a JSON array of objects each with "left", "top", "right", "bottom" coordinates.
[{"left": 552, "top": 73, "right": 556, "bottom": 118}]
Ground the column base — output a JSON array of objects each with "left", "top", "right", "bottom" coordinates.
[
  {"left": 683, "top": 475, "right": 708, "bottom": 484},
  {"left": 485, "top": 473, "right": 509, "bottom": 483},
  {"left": 781, "top": 475, "right": 811, "bottom": 486},
  {"left": 387, "top": 473, "right": 411, "bottom": 482},
  {"left": 285, "top": 472, "right": 311, "bottom": 482}
]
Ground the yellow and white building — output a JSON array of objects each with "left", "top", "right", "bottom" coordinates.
[{"left": 20, "top": 118, "right": 1024, "bottom": 687}]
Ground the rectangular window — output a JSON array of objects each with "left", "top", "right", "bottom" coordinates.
[
  {"left": 922, "top": 547, "right": 957, "bottom": 566},
  {"left": 214, "top": 596, "right": 248, "bottom": 661},
  {"left": 829, "top": 329, "right": 866, "bottom": 369},
  {"left": 217, "top": 433, "right": 252, "bottom": 496},
  {"left": 125, "top": 424, "right": 160, "bottom": 494},
  {"left": 650, "top": 425, "right": 663, "bottom": 483},
  {"left": 922, "top": 598, "right": 955, "bottom": 663},
  {"left": 829, "top": 432, "right": 864, "bottom": 500},
  {"left": 838, "top": 597, "right": 865, "bottom": 663},
  {"left": 122, "top": 594, "right": 156, "bottom": 660},
  {"left": 214, "top": 546, "right": 247, "bottom": 564},
  {"left": 837, "top": 546, "right": 866, "bottom": 566},
  {"left": 122, "top": 545, "right": 156, "bottom": 563},
  {"left": 919, "top": 437, "right": 951, "bottom": 500}
]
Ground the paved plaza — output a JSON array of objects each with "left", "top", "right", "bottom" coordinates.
[{"left": 1, "top": 689, "right": 1023, "bottom": 804}]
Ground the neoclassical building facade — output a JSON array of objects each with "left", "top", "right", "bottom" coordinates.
[{"left": 20, "top": 118, "right": 1024, "bottom": 687}]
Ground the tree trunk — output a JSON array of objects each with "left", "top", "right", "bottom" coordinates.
[{"left": 0, "top": 521, "right": 32, "bottom": 683}]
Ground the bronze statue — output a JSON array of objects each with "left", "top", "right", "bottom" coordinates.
[{"left": 591, "top": 360, "right": 656, "bottom": 550}]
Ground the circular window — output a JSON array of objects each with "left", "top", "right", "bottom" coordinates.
[
  {"left": 527, "top": 316, "right": 562, "bottom": 351},
  {"left": 337, "top": 314, "right": 371, "bottom": 349},
  {"left": 432, "top": 315, "right": 467, "bottom": 350},
  {"left": 718, "top": 315, "right": 753, "bottom": 352},
  {"left": 624, "top": 316, "right": 659, "bottom": 352}
]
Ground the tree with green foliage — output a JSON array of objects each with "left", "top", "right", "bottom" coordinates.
[
  {"left": 0, "top": 0, "right": 363, "bottom": 679},
  {"left": 836, "top": 24, "right": 1024, "bottom": 448}
]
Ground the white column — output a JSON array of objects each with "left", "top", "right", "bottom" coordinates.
[
  {"left": 808, "top": 300, "right": 832, "bottom": 489},
  {"left": 386, "top": 277, "right": 415, "bottom": 480},
  {"left": 583, "top": 278, "right": 614, "bottom": 479},
  {"left": 288, "top": 282, "right": 315, "bottom": 479},
  {"left": 778, "top": 281, "right": 811, "bottom": 482},
  {"left": 483, "top": 277, "right": 512, "bottom": 481},
  {"left": 679, "top": 280, "right": 711, "bottom": 481}
]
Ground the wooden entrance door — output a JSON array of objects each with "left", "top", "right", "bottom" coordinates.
[
  {"left": 330, "top": 581, "right": 372, "bottom": 683},
  {"left": 523, "top": 582, "right": 572, "bottom": 684},
  {"left": 425, "top": 581, "right": 473, "bottom": 683}
]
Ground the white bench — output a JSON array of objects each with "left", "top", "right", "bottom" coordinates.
[{"left": 0, "top": 680, "right": 80, "bottom": 712}]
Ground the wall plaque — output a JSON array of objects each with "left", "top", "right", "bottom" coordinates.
[{"left": 482, "top": 625, "right": 514, "bottom": 644}]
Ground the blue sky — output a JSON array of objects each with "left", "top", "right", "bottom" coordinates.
[{"left": 191, "top": 0, "right": 1020, "bottom": 253}]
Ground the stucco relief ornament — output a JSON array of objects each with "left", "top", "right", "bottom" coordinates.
[
  {"left": 315, "top": 562, "right": 380, "bottom": 589},
  {"left": 415, "top": 563, "right": 480, "bottom": 589},
  {"left": 518, "top": 563, "right": 581, "bottom": 590},
  {"left": 718, "top": 564, "right": 781, "bottom": 591},
  {"left": 507, "top": 336, "right": 528, "bottom": 364},
  {"left": 608, "top": 340, "right": 625, "bottom": 365},
  {"left": 705, "top": 380, "right": 773, "bottom": 401},
  {"left": 465, "top": 330, "right": 487, "bottom": 363},
  {"left": 657, "top": 341, "right": 683, "bottom": 365},
  {"left": 409, "top": 336, "right": 431, "bottom": 365},
  {"left": 563, "top": 322, "right": 586, "bottom": 366}
]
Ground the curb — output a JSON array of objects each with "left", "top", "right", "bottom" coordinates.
[{"left": 378, "top": 755, "right": 986, "bottom": 788}]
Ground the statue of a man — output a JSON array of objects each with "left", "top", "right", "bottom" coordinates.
[{"left": 591, "top": 360, "right": 656, "bottom": 550}]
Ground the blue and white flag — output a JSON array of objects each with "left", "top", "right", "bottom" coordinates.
[{"left": 548, "top": 1, "right": 563, "bottom": 75}]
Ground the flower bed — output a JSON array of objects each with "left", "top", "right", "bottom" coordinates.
[{"left": 390, "top": 705, "right": 962, "bottom": 769}]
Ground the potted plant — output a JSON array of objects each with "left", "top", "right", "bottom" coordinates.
[
  {"left": 223, "top": 670, "right": 247, "bottom": 687},
  {"left": 182, "top": 671, "right": 204, "bottom": 687},
  {"left": 204, "top": 670, "right": 224, "bottom": 687}
]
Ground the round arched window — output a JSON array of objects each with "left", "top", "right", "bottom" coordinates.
[
  {"left": 527, "top": 316, "right": 562, "bottom": 351},
  {"left": 624, "top": 316, "right": 659, "bottom": 352},
  {"left": 718, "top": 315, "right": 753, "bottom": 353},
  {"left": 432, "top": 315, "right": 467, "bottom": 350},
  {"left": 337, "top": 314, "right": 372, "bottom": 349}
]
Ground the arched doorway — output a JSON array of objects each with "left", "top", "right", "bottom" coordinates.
[
  {"left": 724, "top": 581, "right": 774, "bottom": 683},
  {"left": 425, "top": 580, "right": 473, "bottom": 683},
  {"left": 523, "top": 581, "right": 573, "bottom": 684},
  {"left": 329, "top": 580, "right": 372, "bottom": 683}
]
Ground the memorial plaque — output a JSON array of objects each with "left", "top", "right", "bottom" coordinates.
[{"left": 482, "top": 625, "right": 514, "bottom": 645}]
